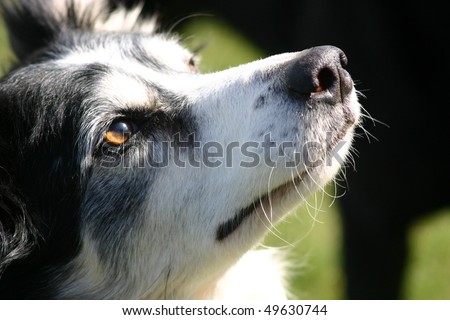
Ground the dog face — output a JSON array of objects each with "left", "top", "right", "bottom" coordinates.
[{"left": 0, "top": 0, "right": 360, "bottom": 298}]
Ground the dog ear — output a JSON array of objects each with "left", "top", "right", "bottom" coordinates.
[
  {"left": 1, "top": 0, "right": 63, "bottom": 61},
  {"left": 0, "top": 0, "right": 105, "bottom": 61},
  {"left": 1, "top": 0, "right": 156, "bottom": 62}
]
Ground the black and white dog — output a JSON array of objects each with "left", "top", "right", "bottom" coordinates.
[{"left": 0, "top": 0, "right": 360, "bottom": 299}]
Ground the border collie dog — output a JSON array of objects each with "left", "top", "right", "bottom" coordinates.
[{"left": 0, "top": 0, "right": 360, "bottom": 299}]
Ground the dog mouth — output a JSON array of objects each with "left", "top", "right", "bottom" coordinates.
[{"left": 216, "top": 172, "right": 306, "bottom": 241}]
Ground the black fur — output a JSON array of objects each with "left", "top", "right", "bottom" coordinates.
[
  {"left": 0, "top": 61, "right": 99, "bottom": 298},
  {"left": 0, "top": 0, "right": 197, "bottom": 298},
  {"left": 1, "top": 0, "right": 101, "bottom": 61}
]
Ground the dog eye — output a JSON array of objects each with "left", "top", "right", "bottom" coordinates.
[{"left": 105, "top": 120, "right": 136, "bottom": 145}]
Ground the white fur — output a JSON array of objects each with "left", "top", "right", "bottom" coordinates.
[
  {"left": 51, "top": 0, "right": 157, "bottom": 33},
  {"left": 209, "top": 250, "right": 289, "bottom": 300}
]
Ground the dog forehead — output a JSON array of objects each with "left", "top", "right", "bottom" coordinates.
[
  {"left": 98, "top": 71, "right": 152, "bottom": 107},
  {"left": 58, "top": 33, "right": 192, "bottom": 73},
  {"left": 141, "top": 35, "right": 193, "bottom": 68}
]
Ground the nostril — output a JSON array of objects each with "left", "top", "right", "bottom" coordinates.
[
  {"left": 339, "top": 51, "right": 348, "bottom": 67},
  {"left": 284, "top": 46, "right": 352, "bottom": 101},
  {"left": 316, "top": 67, "right": 336, "bottom": 93}
]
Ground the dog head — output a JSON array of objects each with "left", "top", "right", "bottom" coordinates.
[{"left": 0, "top": 0, "right": 360, "bottom": 298}]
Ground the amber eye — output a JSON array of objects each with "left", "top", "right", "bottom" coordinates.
[{"left": 105, "top": 120, "right": 135, "bottom": 145}]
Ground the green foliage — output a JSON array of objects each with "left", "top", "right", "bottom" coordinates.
[
  {"left": 0, "top": 18, "right": 14, "bottom": 75},
  {"left": 404, "top": 212, "right": 450, "bottom": 299},
  {"left": 179, "top": 17, "right": 265, "bottom": 73}
]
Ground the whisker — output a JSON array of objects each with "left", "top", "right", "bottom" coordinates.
[
  {"left": 163, "top": 267, "right": 171, "bottom": 299},
  {"left": 258, "top": 167, "right": 282, "bottom": 234},
  {"left": 291, "top": 168, "right": 325, "bottom": 222},
  {"left": 256, "top": 211, "right": 294, "bottom": 247},
  {"left": 167, "top": 13, "right": 214, "bottom": 34},
  {"left": 304, "top": 165, "right": 338, "bottom": 201}
]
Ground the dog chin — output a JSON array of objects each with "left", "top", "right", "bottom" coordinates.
[{"left": 222, "top": 124, "right": 355, "bottom": 244}]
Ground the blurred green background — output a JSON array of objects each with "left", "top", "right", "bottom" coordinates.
[{"left": 1, "top": 15, "right": 449, "bottom": 300}]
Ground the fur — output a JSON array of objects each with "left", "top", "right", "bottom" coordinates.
[{"left": 0, "top": 0, "right": 360, "bottom": 299}]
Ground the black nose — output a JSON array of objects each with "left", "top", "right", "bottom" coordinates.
[{"left": 284, "top": 46, "right": 353, "bottom": 104}]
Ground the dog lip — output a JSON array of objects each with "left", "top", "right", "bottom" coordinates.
[
  {"left": 215, "top": 173, "right": 305, "bottom": 241},
  {"left": 216, "top": 200, "right": 255, "bottom": 241}
]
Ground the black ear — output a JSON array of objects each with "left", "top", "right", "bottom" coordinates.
[
  {"left": 1, "top": 0, "right": 64, "bottom": 61},
  {"left": 0, "top": 0, "right": 112, "bottom": 61},
  {"left": 1, "top": 0, "right": 155, "bottom": 62}
]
